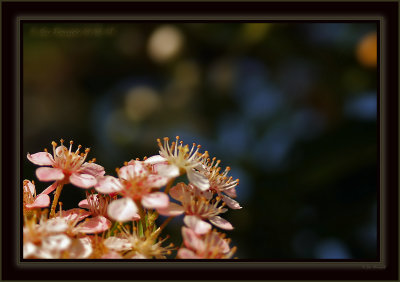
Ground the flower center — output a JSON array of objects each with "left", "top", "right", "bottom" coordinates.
[{"left": 51, "top": 139, "right": 90, "bottom": 173}]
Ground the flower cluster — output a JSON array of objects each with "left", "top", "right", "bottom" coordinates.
[{"left": 23, "top": 137, "right": 241, "bottom": 259}]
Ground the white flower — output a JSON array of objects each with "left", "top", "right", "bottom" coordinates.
[{"left": 145, "top": 136, "right": 210, "bottom": 191}]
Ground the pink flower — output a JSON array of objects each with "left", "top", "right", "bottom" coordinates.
[
  {"left": 177, "top": 227, "right": 236, "bottom": 259},
  {"left": 23, "top": 214, "right": 94, "bottom": 259},
  {"left": 54, "top": 208, "right": 112, "bottom": 235},
  {"left": 78, "top": 191, "right": 111, "bottom": 218},
  {"left": 144, "top": 136, "right": 210, "bottom": 191},
  {"left": 158, "top": 183, "right": 233, "bottom": 235},
  {"left": 202, "top": 157, "right": 242, "bottom": 210},
  {"left": 23, "top": 180, "right": 51, "bottom": 211},
  {"left": 95, "top": 160, "right": 171, "bottom": 222},
  {"left": 27, "top": 139, "right": 105, "bottom": 190}
]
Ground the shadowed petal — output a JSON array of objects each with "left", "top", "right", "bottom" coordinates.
[
  {"left": 27, "top": 152, "right": 54, "bottom": 166},
  {"left": 76, "top": 216, "right": 111, "bottom": 234},
  {"left": 182, "top": 227, "right": 205, "bottom": 252},
  {"left": 107, "top": 197, "right": 139, "bottom": 222},
  {"left": 157, "top": 202, "right": 185, "bottom": 217},
  {"left": 80, "top": 162, "right": 105, "bottom": 177},
  {"left": 36, "top": 167, "right": 64, "bottom": 182},
  {"left": 141, "top": 192, "right": 169, "bottom": 209},
  {"left": 70, "top": 173, "right": 97, "bottom": 189},
  {"left": 169, "top": 183, "right": 186, "bottom": 201},
  {"left": 177, "top": 248, "right": 200, "bottom": 259},
  {"left": 26, "top": 194, "right": 50, "bottom": 209},
  {"left": 209, "top": 216, "right": 234, "bottom": 230},
  {"left": 224, "top": 187, "right": 237, "bottom": 198},
  {"left": 221, "top": 195, "right": 242, "bottom": 209},
  {"left": 184, "top": 215, "right": 211, "bottom": 235}
]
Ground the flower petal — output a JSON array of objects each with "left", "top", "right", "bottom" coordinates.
[
  {"left": 95, "top": 176, "right": 123, "bottom": 194},
  {"left": 144, "top": 174, "right": 169, "bottom": 188},
  {"left": 70, "top": 173, "right": 97, "bottom": 189},
  {"left": 144, "top": 155, "right": 167, "bottom": 164},
  {"left": 40, "top": 182, "right": 58, "bottom": 195},
  {"left": 209, "top": 216, "right": 234, "bottom": 230},
  {"left": 224, "top": 187, "right": 237, "bottom": 198},
  {"left": 181, "top": 227, "right": 205, "bottom": 252},
  {"left": 103, "top": 237, "right": 132, "bottom": 252},
  {"left": 156, "top": 163, "right": 180, "bottom": 178},
  {"left": 56, "top": 208, "right": 91, "bottom": 222},
  {"left": 107, "top": 197, "right": 139, "bottom": 222},
  {"left": 184, "top": 215, "right": 211, "bottom": 235},
  {"left": 23, "top": 242, "right": 37, "bottom": 258},
  {"left": 36, "top": 167, "right": 64, "bottom": 182},
  {"left": 79, "top": 162, "right": 105, "bottom": 177},
  {"left": 221, "top": 195, "right": 242, "bottom": 209},
  {"left": 157, "top": 202, "right": 185, "bottom": 217},
  {"left": 42, "top": 234, "right": 71, "bottom": 252},
  {"left": 68, "top": 237, "right": 93, "bottom": 258},
  {"left": 78, "top": 199, "right": 90, "bottom": 209},
  {"left": 23, "top": 180, "right": 36, "bottom": 195},
  {"left": 169, "top": 183, "right": 186, "bottom": 201},
  {"left": 187, "top": 169, "right": 209, "bottom": 191},
  {"left": 43, "top": 218, "right": 69, "bottom": 233},
  {"left": 25, "top": 194, "right": 50, "bottom": 209},
  {"left": 141, "top": 192, "right": 169, "bottom": 209},
  {"left": 76, "top": 216, "right": 111, "bottom": 234},
  {"left": 118, "top": 163, "right": 146, "bottom": 180},
  {"left": 177, "top": 248, "right": 200, "bottom": 259},
  {"left": 27, "top": 152, "right": 54, "bottom": 166}
]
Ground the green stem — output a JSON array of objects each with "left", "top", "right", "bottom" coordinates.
[
  {"left": 50, "top": 183, "right": 64, "bottom": 218},
  {"left": 136, "top": 201, "right": 146, "bottom": 229}
]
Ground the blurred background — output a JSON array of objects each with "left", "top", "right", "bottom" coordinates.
[{"left": 23, "top": 22, "right": 378, "bottom": 259}]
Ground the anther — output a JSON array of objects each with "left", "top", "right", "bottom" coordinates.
[{"left": 60, "top": 139, "right": 64, "bottom": 144}]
